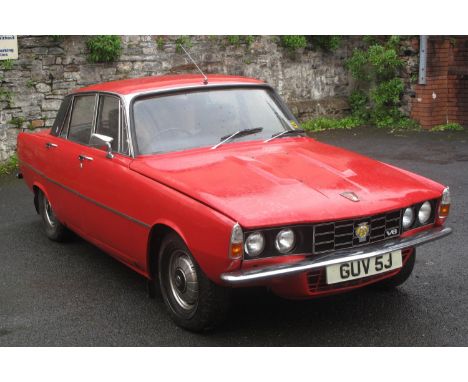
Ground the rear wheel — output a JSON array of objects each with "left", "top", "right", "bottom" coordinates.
[
  {"left": 376, "top": 249, "right": 416, "bottom": 289},
  {"left": 158, "top": 233, "right": 230, "bottom": 332},
  {"left": 38, "top": 190, "right": 69, "bottom": 241}
]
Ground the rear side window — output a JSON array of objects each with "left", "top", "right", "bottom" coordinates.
[
  {"left": 96, "top": 96, "right": 119, "bottom": 151},
  {"left": 68, "top": 95, "right": 96, "bottom": 145},
  {"left": 51, "top": 96, "right": 72, "bottom": 136}
]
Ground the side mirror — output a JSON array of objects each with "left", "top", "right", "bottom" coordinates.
[{"left": 90, "top": 133, "right": 114, "bottom": 159}]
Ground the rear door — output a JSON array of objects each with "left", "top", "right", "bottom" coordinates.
[{"left": 50, "top": 93, "right": 98, "bottom": 233}]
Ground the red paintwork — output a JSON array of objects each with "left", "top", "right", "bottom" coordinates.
[
  {"left": 17, "top": 75, "right": 448, "bottom": 299},
  {"left": 132, "top": 137, "right": 444, "bottom": 228},
  {"left": 73, "top": 74, "right": 264, "bottom": 95}
]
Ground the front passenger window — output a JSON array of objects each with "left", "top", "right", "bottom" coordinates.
[
  {"left": 68, "top": 95, "right": 96, "bottom": 145},
  {"left": 96, "top": 96, "right": 120, "bottom": 151}
]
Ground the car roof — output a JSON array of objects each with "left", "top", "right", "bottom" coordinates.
[{"left": 72, "top": 74, "right": 265, "bottom": 96}]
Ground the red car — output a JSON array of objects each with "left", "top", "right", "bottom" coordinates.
[{"left": 17, "top": 74, "right": 452, "bottom": 331}]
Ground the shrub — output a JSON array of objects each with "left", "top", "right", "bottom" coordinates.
[
  {"left": 345, "top": 36, "right": 416, "bottom": 129},
  {"left": 308, "top": 36, "right": 341, "bottom": 51},
  {"left": 175, "top": 36, "right": 192, "bottom": 53},
  {"left": 227, "top": 35, "right": 241, "bottom": 46},
  {"left": 281, "top": 35, "right": 307, "bottom": 51},
  {"left": 9, "top": 117, "right": 25, "bottom": 129},
  {"left": 156, "top": 37, "right": 165, "bottom": 50},
  {"left": 86, "top": 35, "right": 122, "bottom": 63}
]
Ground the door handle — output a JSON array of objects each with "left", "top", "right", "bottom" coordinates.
[
  {"left": 45, "top": 142, "right": 58, "bottom": 149},
  {"left": 78, "top": 154, "right": 94, "bottom": 162}
]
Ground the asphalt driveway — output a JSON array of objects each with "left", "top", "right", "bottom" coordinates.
[{"left": 1, "top": 127, "right": 467, "bottom": 346}]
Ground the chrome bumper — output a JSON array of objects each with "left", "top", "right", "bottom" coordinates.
[{"left": 221, "top": 226, "right": 452, "bottom": 286}]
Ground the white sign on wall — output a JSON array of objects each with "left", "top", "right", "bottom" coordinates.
[{"left": 0, "top": 35, "right": 18, "bottom": 60}]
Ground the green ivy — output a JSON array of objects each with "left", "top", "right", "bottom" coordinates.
[
  {"left": 281, "top": 35, "right": 307, "bottom": 51},
  {"left": 86, "top": 35, "right": 122, "bottom": 63}
]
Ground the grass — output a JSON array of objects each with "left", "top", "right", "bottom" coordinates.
[
  {"left": 0, "top": 153, "right": 18, "bottom": 176},
  {"left": 300, "top": 116, "right": 423, "bottom": 133},
  {"left": 430, "top": 123, "right": 464, "bottom": 132},
  {"left": 301, "top": 116, "right": 363, "bottom": 132}
]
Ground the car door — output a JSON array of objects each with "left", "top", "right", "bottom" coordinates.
[
  {"left": 49, "top": 93, "right": 99, "bottom": 234},
  {"left": 74, "top": 94, "right": 148, "bottom": 267}
]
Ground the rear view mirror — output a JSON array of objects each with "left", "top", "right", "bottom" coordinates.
[{"left": 90, "top": 133, "right": 114, "bottom": 159}]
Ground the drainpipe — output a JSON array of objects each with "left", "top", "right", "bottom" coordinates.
[{"left": 419, "top": 35, "right": 428, "bottom": 84}]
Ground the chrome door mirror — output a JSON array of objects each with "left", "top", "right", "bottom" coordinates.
[{"left": 90, "top": 133, "right": 114, "bottom": 159}]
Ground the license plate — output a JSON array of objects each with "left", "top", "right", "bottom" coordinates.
[{"left": 326, "top": 250, "right": 402, "bottom": 285}]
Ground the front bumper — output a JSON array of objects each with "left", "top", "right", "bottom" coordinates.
[{"left": 221, "top": 226, "right": 452, "bottom": 286}]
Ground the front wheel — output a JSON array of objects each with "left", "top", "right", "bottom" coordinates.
[
  {"left": 158, "top": 233, "right": 230, "bottom": 332},
  {"left": 37, "top": 190, "right": 70, "bottom": 241}
]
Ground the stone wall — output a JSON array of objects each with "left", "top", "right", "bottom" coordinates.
[{"left": 0, "top": 35, "right": 417, "bottom": 162}]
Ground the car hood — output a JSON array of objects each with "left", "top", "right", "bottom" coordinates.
[{"left": 130, "top": 137, "right": 444, "bottom": 228}]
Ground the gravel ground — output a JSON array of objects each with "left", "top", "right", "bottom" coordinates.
[{"left": 0, "top": 127, "right": 467, "bottom": 346}]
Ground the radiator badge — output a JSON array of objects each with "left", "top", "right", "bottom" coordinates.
[
  {"left": 355, "top": 222, "right": 370, "bottom": 242},
  {"left": 340, "top": 191, "right": 360, "bottom": 202}
]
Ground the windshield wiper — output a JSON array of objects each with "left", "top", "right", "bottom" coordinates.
[
  {"left": 211, "top": 128, "right": 263, "bottom": 149},
  {"left": 264, "top": 129, "right": 305, "bottom": 143}
]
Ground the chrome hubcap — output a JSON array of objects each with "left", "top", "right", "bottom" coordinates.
[
  {"left": 168, "top": 250, "right": 199, "bottom": 312},
  {"left": 44, "top": 198, "right": 56, "bottom": 227}
]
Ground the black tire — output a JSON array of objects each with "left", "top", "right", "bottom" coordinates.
[
  {"left": 158, "top": 232, "right": 230, "bottom": 332},
  {"left": 376, "top": 249, "right": 416, "bottom": 289},
  {"left": 37, "top": 190, "right": 69, "bottom": 242}
]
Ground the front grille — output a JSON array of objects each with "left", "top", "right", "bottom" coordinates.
[{"left": 313, "top": 210, "right": 402, "bottom": 254}]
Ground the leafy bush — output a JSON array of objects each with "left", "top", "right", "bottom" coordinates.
[
  {"left": 345, "top": 36, "right": 416, "bottom": 129},
  {"left": 156, "top": 37, "right": 165, "bottom": 50},
  {"left": 226, "top": 35, "right": 255, "bottom": 47},
  {"left": 0, "top": 153, "right": 18, "bottom": 176},
  {"left": 175, "top": 36, "right": 192, "bottom": 53},
  {"left": 308, "top": 36, "right": 341, "bottom": 51},
  {"left": 244, "top": 35, "right": 255, "bottom": 47},
  {"left": 227, "top": 35, "right": 241, "bottom": 46},
  {"left": 86, "top": 35, "right": 122, "bottom": 63},
  {"left": 9, "top": 117, "right": 25, "bottom": 128},
  {"left": 281, "top": 35, "right": 307, "bottom": 51},
  {"left": 301, "top": 116, "right": 363, "bottom": 132},
  {"left": 431, "top": 123, "right": 464, "bottom": 131}
]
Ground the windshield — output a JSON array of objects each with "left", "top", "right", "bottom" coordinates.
[{"left": 132, "top": 87, "right": 298, "bottom": 155}]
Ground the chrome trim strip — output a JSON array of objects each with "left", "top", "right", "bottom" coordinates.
[
  {"left": 220, "top": 226, "right": 452, "bottom": 285},
  {"left": 22, "top": 161, "right": 150, "bottom": 229}
]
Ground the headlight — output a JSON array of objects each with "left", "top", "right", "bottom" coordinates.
[
  {"left": 244, "top": 232, "right": 265, "bottom": 257},
  {"left": 418, "top": 201, "right": 432, "bottom": 224},
  {"left": 402, "top": 207, "right": 415, "bottom": 229},
  {"left": 275, "top": 228, "right": 295, "bottom": 254}
]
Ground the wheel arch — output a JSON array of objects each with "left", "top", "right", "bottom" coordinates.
[
  {"left": 32, "top": 181, "right": 48, "bottom": 214},
  {"left": 147, "top": 222, "right": 188, "bottom": 280}
]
